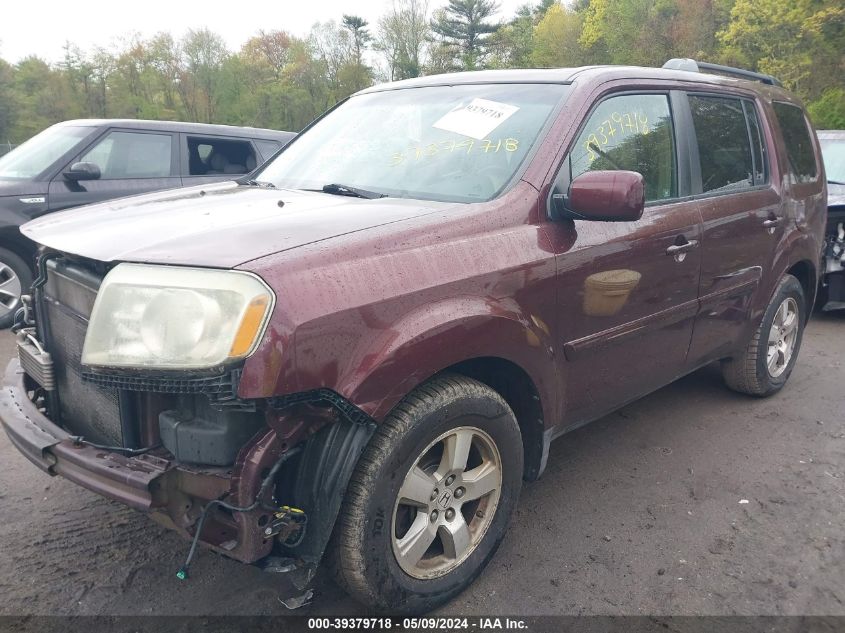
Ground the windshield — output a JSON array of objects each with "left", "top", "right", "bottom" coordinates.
[
  {"left": 0, "top": 125, "right": 92, "bottom": 180},
  {"left": 820, "top": 137, "right": 845, "bottom": 183},
  {"left": 257, "top": 83, "right": 570, "bottom": 203}
]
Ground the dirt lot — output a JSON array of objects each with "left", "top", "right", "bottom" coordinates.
[{"left": 0, "top": 314, "right": 843, "bottom": 618}]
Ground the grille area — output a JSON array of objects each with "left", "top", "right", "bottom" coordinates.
[{"left": 40, "top": 259, "right": 123, "bottom": 445}]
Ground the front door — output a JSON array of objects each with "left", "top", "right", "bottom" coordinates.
[
  {"left": 546, "top": 91, "right": 703, "bottom": 428},
  {"left": 48, "top": 129, "right": 180, "bottom": 212}
]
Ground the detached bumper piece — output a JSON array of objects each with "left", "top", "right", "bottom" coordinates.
[{"left": 0, "top": 359, "right": 169, "bottom": 509}]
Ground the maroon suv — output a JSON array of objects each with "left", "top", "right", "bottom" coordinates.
[{"left": 0, "top": 59, "right": 827, "bottom": 613}]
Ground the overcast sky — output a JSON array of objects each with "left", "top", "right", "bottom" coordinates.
[{"left": 1, "top": 0, "right": 529, "bottom": 63}]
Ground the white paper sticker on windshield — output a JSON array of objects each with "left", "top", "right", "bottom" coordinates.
[{"left": 433, "top": 98, "right": 520, "bottom": 140}]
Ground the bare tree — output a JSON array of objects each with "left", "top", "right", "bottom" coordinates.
[
  {"left": 376, "top": 0, "right": 431, "bottom": 80},
  {"left": 148, "top": 33, "right": 180, "bottom": 114},
  {"left": 241, "top": 30, "right": 293, "bottom": 79},
  {"left": 310, "top": 20, "right": 353, "bottom": 94}
]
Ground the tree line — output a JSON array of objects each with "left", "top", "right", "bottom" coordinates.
[{"left": 0, "top": 0, "right": 843, "bottom": 145}]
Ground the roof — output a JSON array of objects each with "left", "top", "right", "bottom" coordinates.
[
  {"left": 360, "top": 68, "right": 587, "bottom": 91},
  {"left": 358, "top": 65, "right": 794, "bottom": 100},
  {"left": 818, "top": 130, "right": 845, "bottom": 139},
  {"left": 54, "top": 118, "right": 294, "bottom": 140}
]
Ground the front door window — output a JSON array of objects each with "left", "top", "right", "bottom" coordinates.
[{"left": 80, "top": 131, "right": 172, "bottom": 179}]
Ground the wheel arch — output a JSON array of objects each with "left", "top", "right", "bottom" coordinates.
[
  {"left": 442, "top": 357, "right": 547, "bottom": 482},
  {"left": 785, "top": 258, "right": 817, "bottom": 315},
  {"left": 284, "top": 354, "right": 551, "bottom": 575},
  {"left": 0, "top": 227, "right": 37, "bottom": 270}
]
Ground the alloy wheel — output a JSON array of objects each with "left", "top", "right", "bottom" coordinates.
[
  {"left": 767, "top": 297, "right": 799, "bottom": 378},
  {"left": 391, "top": 426, "right": 502, "bottom": 580},
  {"left": 0, "top": 261, "right": 22, "bottom": 318}
]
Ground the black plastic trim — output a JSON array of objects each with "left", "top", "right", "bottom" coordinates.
[
  {"left": 82, "top": 369, "right": 241, "bottom": 398},
  {"left": 269, "top": 388, "right": 375, "bottom": 428},
  {"left": 288, "top": 416, "right": 376, "bottom": 571}
]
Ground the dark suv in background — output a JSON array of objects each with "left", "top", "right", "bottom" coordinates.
[
  {"left": 0, "top": 60, "right": 826, "bottom": 613},
  {"left": 0, "top": 119, "right": 294, "bottom": 326}
]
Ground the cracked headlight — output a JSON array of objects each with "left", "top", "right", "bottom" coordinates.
[{"left": 81, "top": 263, "right": 274, "bottom": 370}]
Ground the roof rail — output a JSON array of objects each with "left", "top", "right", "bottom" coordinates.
[{"left": 662, "top": 58, "right": 782, "bottom": 87}]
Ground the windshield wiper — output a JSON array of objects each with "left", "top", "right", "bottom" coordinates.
[
  {"left": 241, "top": 179, "right": 276, "bottom": 188},
  {"left": 321, "top": 183, "right": 387, "bottom": 199},
  {"left": 829, "top": 180, "right": 845, "bottom": 186}
]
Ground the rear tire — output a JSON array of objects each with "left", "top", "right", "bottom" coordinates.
[
  {"left": 721, "top": 274, "right": 805, "bottom": 397},
  {"left": 330, "top": 374, "right": 523, "bottom": 613},
  {"left": 0, "top": 247, "right": 32, "bottom": 329}
]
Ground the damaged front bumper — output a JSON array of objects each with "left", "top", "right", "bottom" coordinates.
[
  {"left": 0, "top": 358, "right": 294, "bottom": 564},
  {"left": 0, "top": 360, "right": 170, "bottom": 508}
]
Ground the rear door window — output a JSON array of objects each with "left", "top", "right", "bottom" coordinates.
[
  {"left": 186, "top": 137, "right": 258, "bottom": 176},
  {"left": 689, "top": 95, "right": 759, "bottom": 193},
  {"left": 772, "top": 102, "right": 818, "bottom": 183},
  {"left": 570, "top": 93, "right": 677, "bottom": 202},
  {"left": 80, "top": 131, "right": 173, "bottom": 179}
]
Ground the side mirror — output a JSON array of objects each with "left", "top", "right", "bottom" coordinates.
[
  {"left": 553, "top": 170, "right": 644, "bottom": 222},
  {"left": 63, "top": 162, "right": 101, "bottom": 181}
]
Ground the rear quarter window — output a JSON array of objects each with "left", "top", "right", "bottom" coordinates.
[
  {"left": 773, "top": 102, "right": 818, "bottom": 183},
  {"left": 255, "top": 140, "right": 282, "bottom": 160}
]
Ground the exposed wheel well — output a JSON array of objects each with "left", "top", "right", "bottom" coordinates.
[
  {"left": 443, "top": 357, "right": 546, "bottom": 482},
  {"left": 0, "top": 230, "right": 37, "bottom": 271},
  {"left": 786, "top": 260, "right": 817, "bottom": 314}
]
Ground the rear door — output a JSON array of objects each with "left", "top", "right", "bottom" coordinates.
[
  {"left": 48, "top": 129, "right": 180, "bottom": 211},
  {"left": 546, "top": 91, "right": 703, "bottom": 426},
  {"left": 685, "top": 93, "right": 783, "bottom": 365},
  {"left": 771, "top": 101, "right": 827, "bottom": 244}
]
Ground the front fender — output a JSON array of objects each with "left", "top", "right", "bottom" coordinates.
[{"left": 332, "top": 295, "right": 558, "bottom": 424}]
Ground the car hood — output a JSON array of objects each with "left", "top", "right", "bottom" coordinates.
[
  {"left": 22, "top": 181, "right": 453, "bottom": 268},
  {"left": 0, "top": 178, "right": 47, "bottom": 198}
]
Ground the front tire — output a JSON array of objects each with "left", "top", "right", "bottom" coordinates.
[
  {"left": 722, "top": 274, "right": 806, "bottom": 396},
  {"left": 330, "top": 374, "right": 523, "bottom": 613}
]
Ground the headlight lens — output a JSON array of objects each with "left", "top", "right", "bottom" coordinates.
[{"left": 81, "top": 264, "right": 275, "bottom": 370}]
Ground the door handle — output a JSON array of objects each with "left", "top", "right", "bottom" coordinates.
[
  {"left": 666, "top": 239, "right": 699, "bottom": 256},
  {"left": 763, "top": 217, "right": 782, "bottom": 234}
]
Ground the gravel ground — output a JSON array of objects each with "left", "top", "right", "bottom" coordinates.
[{"left": 0, "top": 313, "right": 843, "bottom": 617}]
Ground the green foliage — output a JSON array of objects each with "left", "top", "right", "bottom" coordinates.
[
  {"left": 487, "top": 1, "right": 555, "bottom": 68},
  {"left": 1, "top": 0, "right": 843, "bottom": 145},
  {"left": 0, "top": 59, "right": 15, "bottom": 143},
  {"left": 531, "top": 3, "right": 586, "bottom": 68},
  {"left": 719, "top": 0, "right": 844, "bottom": 98},
  {"left": 808, "top": 88, "right": 845, "bottom": 130}
]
